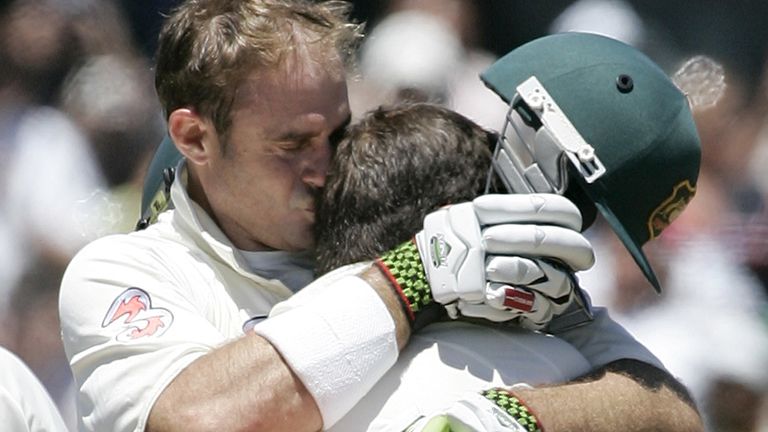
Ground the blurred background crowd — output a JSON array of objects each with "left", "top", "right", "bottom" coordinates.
[{"left": 0, "top": 0, "right": 766, "bottom": 430}]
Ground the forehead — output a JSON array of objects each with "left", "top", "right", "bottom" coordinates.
[{"left": 230, "top": 55, "right": 349, "bottom": 136}]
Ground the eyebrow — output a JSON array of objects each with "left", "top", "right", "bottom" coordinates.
[{"left": 274, "top": 115, "right": 351, "bottom": 143}]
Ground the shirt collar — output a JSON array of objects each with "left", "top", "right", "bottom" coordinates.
[{"left": 168, "top": 161, "right": 295, "bottom": 296}]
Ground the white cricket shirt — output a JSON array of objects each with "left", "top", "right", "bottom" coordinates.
[
  {"left": 59, "top": 170, "right": 296, "bottom": 432},
  {"left": 273, "top": 263, "right": 663, "bottom": 431},
  {"left": 0, "top": 347, "right": 69, "bottom": 432}
]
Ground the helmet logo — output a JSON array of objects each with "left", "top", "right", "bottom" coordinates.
[{"left": 648, "top": 180, "right": 696, "bottom": 239}]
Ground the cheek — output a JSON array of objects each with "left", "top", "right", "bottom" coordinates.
[{"left": 244, "top": 159, "right": 303, "bottom": 201}]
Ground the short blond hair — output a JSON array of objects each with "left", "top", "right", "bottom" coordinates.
[{"left": 155, "top": 0, "right": 363, "bottom": 136}]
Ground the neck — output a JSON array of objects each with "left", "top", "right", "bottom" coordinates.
[
  {"left": 186, "top": 166, "right": 214, "bottom": 218},
  {"left": 185, "top": 165, "right": 272, "bottom": 251}
]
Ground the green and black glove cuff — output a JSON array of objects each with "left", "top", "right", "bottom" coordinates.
[
  {"left": 481, "top": 388, "right": 544, "bottom": 432},
  {"left": 375, "top": 239, "right": 444, "bottom": 331}
]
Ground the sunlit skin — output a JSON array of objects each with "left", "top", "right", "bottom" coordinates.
[{"left": 171, "top": 51, "right": 351, "bottom": 252}]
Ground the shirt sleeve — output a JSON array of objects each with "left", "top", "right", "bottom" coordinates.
[
  {"left": 555, "top": 306, "right": 665, "bottom": 370},
  {"left": 0, "top": 347, "right": 69, "bottom": 432},
  {"left": 59, "top": 236, "right": 230, "bottom": 432}
]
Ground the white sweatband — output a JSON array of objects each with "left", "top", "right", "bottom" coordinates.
[{"left": 253, "top": 274, "right": 398, "bottom": 428}]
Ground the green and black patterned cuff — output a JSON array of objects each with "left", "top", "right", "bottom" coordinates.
[
  {"left": 376, "top": 240, "right": 439, "bottom": 329},
  {"left": 481, "top": 388, "right": 544, "bottom": 432}
]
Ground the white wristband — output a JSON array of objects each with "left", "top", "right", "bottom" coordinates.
[{"left": 253, "top": 274, "right": 398, "bottom": 428}]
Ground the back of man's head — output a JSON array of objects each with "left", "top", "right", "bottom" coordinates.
[{"left": 315, "top": 103, "right": 495, "bottom": 274}]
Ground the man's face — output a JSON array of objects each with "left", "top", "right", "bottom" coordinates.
[{"left": 201, "top": 57, "right": 350, "bottom": 252}]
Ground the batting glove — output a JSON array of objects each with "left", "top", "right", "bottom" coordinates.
[
  {"left": 376, "top": 193, "right": 594, "bottom": 331},
  {"left": 403, "top": 391, "right": 543, "bottom": 432},
  {"left": 457, "top": 257, "right": 585, "bottom": 330}
]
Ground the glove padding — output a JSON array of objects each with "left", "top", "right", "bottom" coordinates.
[
  {"left": 459, "top": 259, "right": 581, "bottom": 330},
  {"left": 415, "top": 194, "right": 594, "bottom": 330},
  {"left": 403, "top": 392, "right": 533, "bottom": 432}
]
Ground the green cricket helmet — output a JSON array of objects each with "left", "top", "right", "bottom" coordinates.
[
  {"left": 481, "top": 32, "right": 701, "bottom": 292},
  {"left": 136, "top": 134, "right": 182, "bottom": 230}
]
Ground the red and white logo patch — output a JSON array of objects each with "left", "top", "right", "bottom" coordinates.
[
  {"left": 502, "top": 286, "right": 536, "bottom": 312},
  {"left": 102, "top": 287, "right": 173, "bottom": 341}
]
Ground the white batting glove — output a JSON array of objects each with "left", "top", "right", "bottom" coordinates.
[
  {"left": 403, "top": 392, "right": 538, "bottom": 432},
  {"left": 415, "top": 194, "right": 594, "bottom": 329},
  {"left": 458, "top": 259, "right": 582, "bottom": 330}
]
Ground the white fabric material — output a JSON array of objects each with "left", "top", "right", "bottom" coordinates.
[
  {"left": 239, "top": 249, "right": 315, "bottom": 292},
  {"left": 330, "top": 303, "right": 661, "bottom": 432},
  {"left": 556, "top": 306, "right": 664, "bottom": 370},
  {"left": 0, "top": 346, "right": 69, "bottom": 432},
  {"left": 255, "top": 268, "right": 398, "bottom": 428},
  {"left": 332, "top": 320, "right": 589, "bottom": 431},
  {"left": 60, "top": 166, "right": 294, "bottom": 432}
]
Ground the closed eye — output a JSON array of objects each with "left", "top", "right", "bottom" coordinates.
[{"left": 277, "top": 138, "right": 311, "bottom": 152}]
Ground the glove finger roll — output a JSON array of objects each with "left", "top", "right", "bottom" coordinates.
[
  {"left": 486, "top": 283, "right": 536, "bottom": 312},
  {"left": 473, "top": 193, "right": 582, "bottom": 231},
  {"left": 482, "top": 224, "right": 595, "bottom": 271},
  {"left": 535, "top": 260, "right": 575, "bottom": 300},
  {"left": 485, "top": 255, "right": 545, "bottom": 285},
  {"left": 515, "top": 290, "right": 554, "bottom": 330},
  {"left": 456, "top": 300, "right": 521, "bottom": 322},
  {"left": 482, "top": 285, "right": 554, "bottom": 329}
]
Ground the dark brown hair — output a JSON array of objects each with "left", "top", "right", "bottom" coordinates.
[{"left": 315, "top": 102, "right": 496, "bottom": 274}]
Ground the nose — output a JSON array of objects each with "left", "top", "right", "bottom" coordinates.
[{"left": 301, "top": 139, "right": 332, "bottom": 189}]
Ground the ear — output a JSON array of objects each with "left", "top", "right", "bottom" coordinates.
[{"left": 168, "top": 108, "right": 216, "bottom": 166}]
